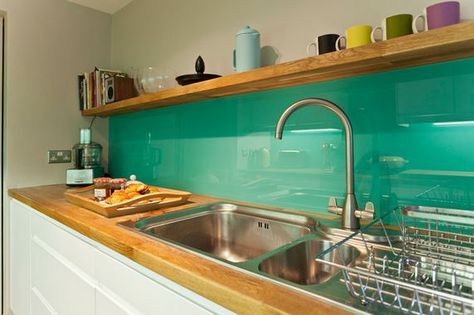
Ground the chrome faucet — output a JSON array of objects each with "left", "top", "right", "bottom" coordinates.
[{"left": 275, "top": 98, "right": 374, "bottom": 230}]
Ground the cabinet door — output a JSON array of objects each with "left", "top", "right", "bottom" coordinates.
[
  {"left": 11, "top": 199, "right": 233, "bottom": 315},
  {"left": 10, "top": 199, "right": 31, "bottom": 315},
  {"left": 94, "top": 250, "right": 216, "bottom": 315},
  {"left": 30, "top": 287, "right": 56, "bottom": 315},
  {"left": 29, "top": 212, "right": 96, "bottom": 315},
  {"left": 96, "top": 289, "right": 131, "bottom": 315}
]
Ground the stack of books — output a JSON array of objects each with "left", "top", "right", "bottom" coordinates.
[{"left": 78, "top": 67, "right": 126, "bottom": 110}]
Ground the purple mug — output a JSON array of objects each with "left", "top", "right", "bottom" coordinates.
[{"left": 412, "top": 1, "right": 460, "bottom": 33}]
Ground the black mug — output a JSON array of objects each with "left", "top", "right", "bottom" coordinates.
[{"left": 306, "top": 34, "right": 340, "bottom": 56}]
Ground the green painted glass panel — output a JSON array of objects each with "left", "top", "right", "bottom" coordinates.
[{"left": 109, "top": 57, "right": 474, "bottom": 217}]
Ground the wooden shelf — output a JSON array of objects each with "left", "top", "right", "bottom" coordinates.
[{"left": 83, "top": 21, "right": 474, "bottom": 117}]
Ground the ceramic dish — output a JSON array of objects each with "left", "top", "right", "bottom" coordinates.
[{"left": 175, "top": 73, "right": 221, "bottom": 86}]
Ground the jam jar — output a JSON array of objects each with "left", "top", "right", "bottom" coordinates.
[
  {"left": 93, "top": 177, "right": 111, "bottom": 201},
  {"left": 110, "top": 178, "right": 127, "bottom": 193}
]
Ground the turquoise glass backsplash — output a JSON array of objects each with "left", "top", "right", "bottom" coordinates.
[{"left": 109, "top": 57, "right": 474, "bottom": 216}]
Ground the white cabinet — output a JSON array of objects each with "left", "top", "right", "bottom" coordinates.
[
  {"left": 10, "top": 199, "right": 233, "bottom": 315},
  {"left": 94, "top": 250, "right": 214, "bottom": 315},
  {"left": 10, "top": 200, "right": 31, "bottom": 315},
  {"left": 30, "top": 213, "right": 96, "bottom": 315},
  {"left": 95, "top": 289, "right": 130, "bottom": 315}
]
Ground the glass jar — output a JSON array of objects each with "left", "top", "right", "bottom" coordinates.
[
  {"left": 94, "top": 177, "right": 111, "bottom": 201},
  {"left": 110, "top": 178, "right": 127, "bottom": 193}
]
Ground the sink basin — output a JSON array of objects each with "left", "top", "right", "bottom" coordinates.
[
  {"left": 258, "top": 239, "right": 360, "bottom": 285},
  {"left": 122, "top": 203, "right": 318, "bottom": 263},
  {"left": 120, "top": 201, "right": 369, "bottom": 312}
]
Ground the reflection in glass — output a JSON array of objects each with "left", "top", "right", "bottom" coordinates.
[{"left": 110, "top": 57, "right": 474, "bottom": 215}]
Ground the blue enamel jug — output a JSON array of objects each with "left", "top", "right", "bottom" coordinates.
[{"left": 233, "top": 26, "right": 260, "bottom": 72}]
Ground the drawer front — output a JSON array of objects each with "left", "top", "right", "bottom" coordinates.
[
  {"left": 11, "top": 199, "right": 233, "bottom": 315},
  {"left": 30, "top": 231, "right": 95, "bottom": 315},
  {"left": 30, "top": 212, "right": 95, "bottom": 278},
  {"left": 96, "top": 289, "right": 130, "bottom": 315},
  {"left": 31, "top": 287, "right": 57, "bottom": 315},
  {"left": 95, "top": 250, "right": 214, "bottom": 315}
]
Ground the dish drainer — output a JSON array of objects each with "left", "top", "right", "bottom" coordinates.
[{"left": 316, "top": 206, "right": 474, "bottom": 315}]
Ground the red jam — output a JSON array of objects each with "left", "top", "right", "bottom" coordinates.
[
  {"left": 110, "top": 178, "right": 127, "bottom": 193},
  {"left": 93, "top": 177, "right": 111, "bottom": 201}
]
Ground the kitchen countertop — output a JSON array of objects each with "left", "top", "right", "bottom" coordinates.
[{"left": 9, "top": 185, "right": 349, "bottom": 315}]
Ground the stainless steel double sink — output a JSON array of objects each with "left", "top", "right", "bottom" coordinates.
[{"left": 119, "top": 202, "right": 362, "bottom": 288}]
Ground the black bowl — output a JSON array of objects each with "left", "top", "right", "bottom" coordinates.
[{"left": 175, "top": 73, "right": 221, "bottom": 86}]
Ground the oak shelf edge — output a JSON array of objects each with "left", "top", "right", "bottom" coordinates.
[{"left": 82, "top": 21, "right": 474, "bottom": 117}]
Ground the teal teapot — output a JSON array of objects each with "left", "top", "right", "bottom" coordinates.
[{"left": 233, "top": 26, "right": 260, "bottom": 72}]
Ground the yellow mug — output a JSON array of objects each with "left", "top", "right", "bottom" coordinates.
[{"left": 335, "top": 25, "right": 372, "bottom": 50}]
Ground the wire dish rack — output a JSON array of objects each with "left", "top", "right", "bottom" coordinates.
[{"left": 316, "top": 206, "right": 474, "bottom": 315}]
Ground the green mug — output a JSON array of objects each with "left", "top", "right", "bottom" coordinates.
[{"left": 371, "top": 14, "right": 413, "bottom": 42}]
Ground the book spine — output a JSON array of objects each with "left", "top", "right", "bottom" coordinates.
[
  {"left": 92, "top": 71, "right": 96, "bottom": 107},
  {"left": 88, "top": 72, "right": 93, "bottom": 108},
  {"left": 101, "top": 72, "right": 106, "bottom": 105},
  {"left": 78, "top": 75, "right": 85, "bottom": 111},
  {"left": 83, "top": 72, "right": 89, "bottom": 110},
  {"left": 95, "top": 69, "right": 101, "bottom": 106}
]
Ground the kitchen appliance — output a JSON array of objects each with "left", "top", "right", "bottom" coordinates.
[
  {"left": 233, "top": 26, "right": 261, "bottom": 72},
  {"left": 66, "top": 128, "right": 104, "bottom": 186}
]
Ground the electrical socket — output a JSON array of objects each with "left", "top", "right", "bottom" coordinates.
[{"left": 48, "top": 150, "right": 72, "bottom": 164}]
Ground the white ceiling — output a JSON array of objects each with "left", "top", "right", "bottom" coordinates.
[{"left": 67, "top": 0, "right": 134, "bottom": 14}]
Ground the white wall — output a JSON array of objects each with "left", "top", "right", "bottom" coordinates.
[
  {"left": 1, "top": 1, "right": 111, "bottom": 314},
  {"left": 111, "top": 0, "right": 474, "bottom": 77},
  {"left": 3, "top": 0, "right": 111, "bottom": 189}
]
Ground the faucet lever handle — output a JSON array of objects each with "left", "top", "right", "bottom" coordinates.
[
  {"left": 328, "top": 196, "right": 343, "bottom": 216},
  {"left": 364, "top": 201, "right": 375, "bottom": 213},
  {"left": 354, "top": 202, "right": 375, "bottom": 220}
]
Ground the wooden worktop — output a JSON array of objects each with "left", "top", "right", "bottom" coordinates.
[{"left": 9, "top": 185, "right": 349, "bottom": 315}]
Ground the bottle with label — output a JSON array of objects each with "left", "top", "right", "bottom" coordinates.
[{"left": 94, "top": 177, "right": 111, "bottom": 201}]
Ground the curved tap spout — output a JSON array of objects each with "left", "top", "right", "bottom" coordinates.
[{"left": 275, "top": 98, "right": 359, "bottom": 229}]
